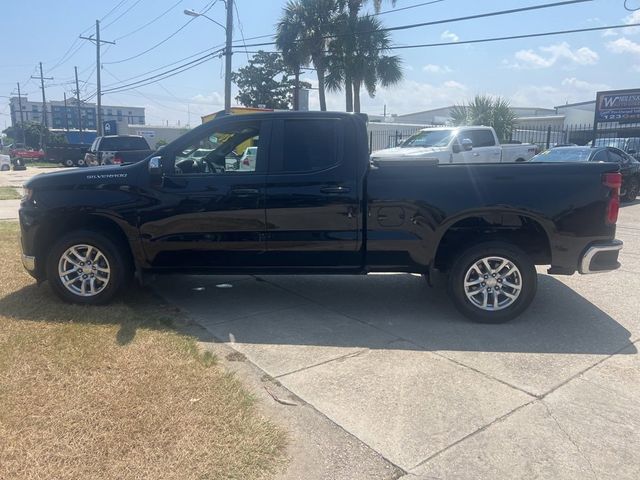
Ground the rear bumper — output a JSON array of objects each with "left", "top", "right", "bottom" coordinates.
[{"left": 579, "top": 240, "right": 623, "bottom": 274}]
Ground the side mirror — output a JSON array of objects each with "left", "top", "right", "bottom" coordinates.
[
  {"left": 148, "top": 156, "right": 163, "bottom": 185},
  {"left": 461, "top": 138, "right": 473, "bottom": 151}
]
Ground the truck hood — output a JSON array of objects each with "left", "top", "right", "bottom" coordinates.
[
  {"left": 25, "top": 165, "right": 134, "bottom": 189},
  {"left": 371, "top": 146, "right": 448, "bottom": 158}
]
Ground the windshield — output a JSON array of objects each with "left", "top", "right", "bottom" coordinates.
[
  {"left": 401, "top": 129, "right": 454, "bottom": 148},
  {"left": 530, "top": 148, "right": 592, "bottom": 162}
]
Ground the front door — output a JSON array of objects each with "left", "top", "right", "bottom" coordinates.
[
  {"left": 139, "top": 118, "right": 271, "bottom": 269},
  {"left": 466, "top": 129, "right": 502, "bottom": 163},
  {"left": 263, "top": 117, "right": 363, "bottom": 270}
]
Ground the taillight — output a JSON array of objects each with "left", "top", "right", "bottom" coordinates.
[
  {"left": 242, "top": 158, "right": 250, "bottom": 165},
  {"left": 603, "top": 172, "right": 622, "bottom": 225},
  {"left": 113, "top": 156, "right": 123, "bottom": 164}
]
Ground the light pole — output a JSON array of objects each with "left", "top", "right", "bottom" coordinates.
[{"left": 184, "top": 1, "right": 233, "bottom": 114}]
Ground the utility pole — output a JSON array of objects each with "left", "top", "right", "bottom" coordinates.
[
  {"left": 80, "top": 20, "right": 115, "bottom": 135},
  {"left": 16, "top": 82, "right": 26, "bottom": 145},
  {"left": 31, "top": 62, "right": 53, "bottom": 149},
  {"left": 74, "top": 66, "right": 83, "bottom": 138},
  {"left": 63, "top": 92, "right": 69, "bottom": 131},
  {"left": 224, "top": 0, "right": 233, "bottom": 114}
]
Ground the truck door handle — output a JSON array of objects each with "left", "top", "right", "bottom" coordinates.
[
  {"left": 231, "top": 188, "right": 259, "bottom": 196},
  {"left": 321, "top": 186, "right": 351, "bottom": 194},
  {"left": 472, "top": 153, "right": 480, "bottom": 157}
]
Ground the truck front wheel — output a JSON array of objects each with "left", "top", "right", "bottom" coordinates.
[
  {"left": 46, "top": 230, "right": 131, "bottom": 305},
  {"left": 448, "top": 242, "right": 537, "bottom": 323}
]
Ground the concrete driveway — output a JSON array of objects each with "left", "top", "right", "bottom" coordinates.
[{"left": 133, "top": 202, "right": 640, "bottom": 478}]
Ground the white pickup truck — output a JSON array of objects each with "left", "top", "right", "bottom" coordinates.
[{"left": 371, "top": 126, "right": 537, "bottom": 164}]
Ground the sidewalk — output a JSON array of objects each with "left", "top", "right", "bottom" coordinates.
[{"left": 0, "top": 200, "right": 20, "bottom": 220}]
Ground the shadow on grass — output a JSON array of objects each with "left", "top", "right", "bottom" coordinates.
[{"left": 0, "top": 281, "right": 179, "bottom": 346}]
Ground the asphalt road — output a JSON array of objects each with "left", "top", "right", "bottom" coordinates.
[{"left": 154, "top": 201, "right": 640, "bottom": 480}]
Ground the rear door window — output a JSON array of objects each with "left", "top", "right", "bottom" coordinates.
[
  {"left": 467, "top": 130, "right": 496, "bottom": 148},
  {"left": 270, "top": 119, "right": 343, "bottom": 173}
]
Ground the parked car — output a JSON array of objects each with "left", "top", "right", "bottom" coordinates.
[
  {"left": 20, "top": 112, "right": 623, "bottom": 323},
  {"left": 46, "top": 144, "right": 91, "bottom": 167},
  {"left": 0, "top": 153, "right": 10, "bottom": 171},
  {"left": 530, "top": 146, "right": 640, "bottom": 201},
  {"left": 371, "top": 126, "right": 537, "bottom": 163},
  {"left": 594, "top": 137, "right": 640, "bottom": 160},
  {"left": 10, "top": 145, "right": 45, "bottom": 161},
  {"left": 84, "top": 135, "right": 154, "bottom": 166}
]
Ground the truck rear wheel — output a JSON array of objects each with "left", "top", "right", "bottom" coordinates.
[
  {"left": 46, "top": 230, "right": 131, "bottom": 305},
  {"left": 447, "top": 242, "right": 537, "bottom": 323}
]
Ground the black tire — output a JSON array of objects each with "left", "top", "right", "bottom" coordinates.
[
  {"left": 622, "top": 176, "right": 639, "bottom": 202},
  {"left": 447, "top": 241, "right": 537, "bottom": 323},
  {"left": 46, "top": 230, "right": 132, "bottom": 305},
  {"left": 0, "top": 165, "right": 9, "bottom": 171}
]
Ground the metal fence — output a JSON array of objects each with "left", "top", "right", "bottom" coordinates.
[
  {"left": 368, "top": 127, "right": 425, "bottom": 153},
  {"left": 510, "top": 121, "right": 640, "bottom": 150}
]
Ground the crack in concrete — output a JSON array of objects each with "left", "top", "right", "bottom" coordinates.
[{"left": 540, "top": 400, "right": 599, "bottom": 480}]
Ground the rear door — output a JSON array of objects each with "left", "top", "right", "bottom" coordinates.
[
  {"left": 466, "top": 129, "right": 501, "bottom": 163},
  {"left": 264, "top": 117, "right": 362, "bottom": 270}
]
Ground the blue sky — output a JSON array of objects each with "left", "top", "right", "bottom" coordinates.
[{"left": 2, "top": 0, "right": 640, "bottom": 127}]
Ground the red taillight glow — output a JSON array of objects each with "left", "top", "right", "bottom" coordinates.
[
  {"left": 113, "top": 156, "right": 123, "bottom": 164},
  {"left": 242, "top": 158, "right": 250, "bottom": 165},
  {"left": 603, "top": 172, "right": 622, "bottom": 225}
]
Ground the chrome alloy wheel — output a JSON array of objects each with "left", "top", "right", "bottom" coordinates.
[
  {"left": 463, "top": 256, "right": 522, "bottom": 311},
  {"left": 58, "top": 244, "right": 110, "bottom": 297}
]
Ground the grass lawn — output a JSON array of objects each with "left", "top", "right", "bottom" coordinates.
[
  {"left": 0, "top": 222, "right": 286, "bottom": 479},
  {"left": 29, "top": 162, "right": 61, "bottom": 168},
  {"left": 0, "top": 187, "right": 20, "bottom": 200}
]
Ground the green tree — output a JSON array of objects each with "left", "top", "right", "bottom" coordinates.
[
  {"left": 326, "top": 15, "right": 402, "bottom": 113},
  {"left": 450, "top": 95, "right": 516, "bottom": 142},
  {"left": 231, "top": 51, "right": 311, "bottom": 110},
  {"left": 276, "top": 0, "right": 341, "bottom": 111},
  {"left": 2, "top": 122, "right": 66, "bottom": 149}
]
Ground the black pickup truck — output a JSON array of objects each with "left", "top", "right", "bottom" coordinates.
[
  {"left": 84, "top": 135, "right": 154, "bottom": 166},
  {"left": 19, "top": 112, "right": 623, "bottom": 323}
]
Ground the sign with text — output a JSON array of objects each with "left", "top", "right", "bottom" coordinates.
[{"left": 595, "top": 89, "right": 640, "bottom": 123}]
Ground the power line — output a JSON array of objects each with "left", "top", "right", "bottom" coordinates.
[
  {"left": 237, "top": 0, "right": 593, "bottom": 49},
  {"left": 373, "top": 0, "right": 446, "bottom": 16},
  {"left": 103, "top": 0, "right": 145, "bottom": 30},
  {"left": 234, "top": 0, "right": 250, "bottom": 61},
  {"left": 100, "top": 0, "right": 129, "bottom": 22},
  {"left": 102, "top": 48, "right": 223, "bottom": 93},
  {"left": 103, "top": 44, "right": 225, "bottom": 87},
  {"left": 388, "top": 21, "right": 640, "bottom": 51},
  {"left": 104, "top": 0, "right": 219, "bottom": 65},
  {"left": 114, "top": 0, "right": 186, "bottom": 41}
]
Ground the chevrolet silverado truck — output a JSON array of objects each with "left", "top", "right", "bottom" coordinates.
[
  {"left": 371, "top": 126, "right": 537, "bottom": 163},
  {"left": 19, "top": 112, "right": 623, "bottom": 323}
]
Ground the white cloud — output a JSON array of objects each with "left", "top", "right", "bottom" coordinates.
[
  {"left": 422, "top": 64, "right": 453, "bottom": 74},
  {"left": 512, "top": 78, "right": 610, "bottom": 107},
  {"left": 507, "top": 42, "right": 599, "bottom": 69},
  {"left": 602, "top": 29, "right": 619, "bottom": 38},
  {"left": 440, "top": 30, "right": 459, "bottom": 42},
  {"left": 190, "top": 91, "right": 224, "bottom": 105},
  {"left": 306, "top": 79, "right": 468, "bottom": 114},
  {"left": 607, "top": 37, "right": 640, "bottom": 55}
]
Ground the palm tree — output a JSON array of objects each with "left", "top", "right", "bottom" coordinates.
[
  {"left": 327, "top": 15, "right": 402, "bottom": 113},
  {"left": 336, "top": 0, "right": 398, "bottom": 111},
  {"left": 450, "top": 95, "right": 516, "bottom": 142},
  {"left": 276, "top": 0, "right": 340, "bottom": 111}
]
